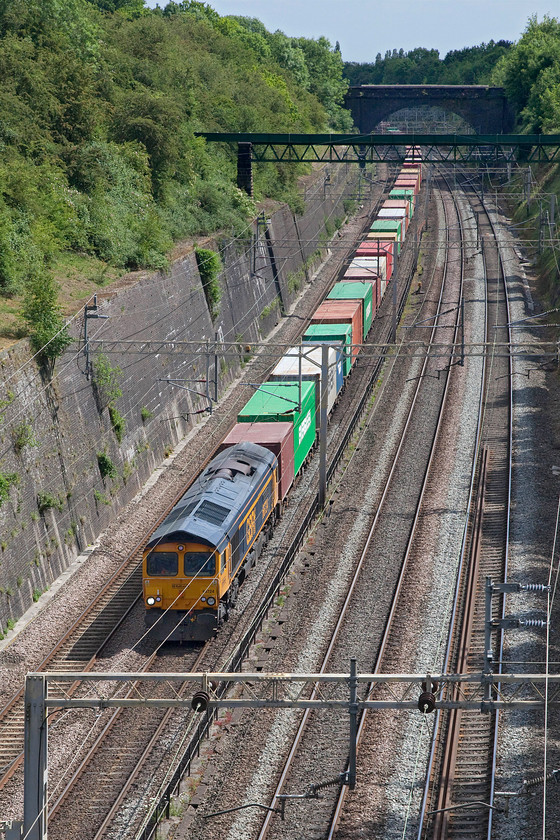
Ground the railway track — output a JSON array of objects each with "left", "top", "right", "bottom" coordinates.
[
  {"left": 228, "top": 166, "right": 512, "bottom": 840},
  {"left": 46, "top": 645, "right": 206, "bottom": 840},
  {"left": 52, "top": 178, "right": 424, "bottom": 840},
  {"left": 205, "top": 170, "right": 466, "bottom": 840},
  {"left": 418, "top": 167, "right": 513, "bottom": 840},
  {"left": 0, "top": 558, "right": 142, "bottom": 789}
]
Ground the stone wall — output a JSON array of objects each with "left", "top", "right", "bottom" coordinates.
[{"left": 0, "top": 162, "right": 358, "bottom": 632}]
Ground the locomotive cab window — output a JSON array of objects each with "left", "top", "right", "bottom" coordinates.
[
  {"left": 146, "top": 551, "right": 178, "bottom": 576},
  {"left": 184, "top": 551, "right": 216, "bottom": 576}
]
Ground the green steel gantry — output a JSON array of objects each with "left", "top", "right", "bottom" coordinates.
[{"left": 195, "top": 132, "right": 560, "bottom": 193}]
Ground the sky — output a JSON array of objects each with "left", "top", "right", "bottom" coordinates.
[{"left": 144, "top": 1, "right": 557, "bottom": 62}]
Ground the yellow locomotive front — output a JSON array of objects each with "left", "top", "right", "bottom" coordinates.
[{"left": 143, "top": 540, "right": 228, "bottom": 640}]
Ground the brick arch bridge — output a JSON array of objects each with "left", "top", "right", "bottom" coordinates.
[{"left": 345, "top": 85, "right": 515, "bottom": 134}]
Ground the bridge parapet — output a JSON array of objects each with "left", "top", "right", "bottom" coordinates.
[{"left": 345, "top": 85, "right": 515, "bottom": 134}]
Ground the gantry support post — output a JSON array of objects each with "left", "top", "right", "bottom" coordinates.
[
  {"left": 237, "top": 142, "right": 253, "bottom": 196},
  {"left": 23, "top": 675, "right": 48, "bottom": 840},
  {"left": 318, "top": 343, "right": 329, "bottom": 508},
  {"left": 392, "top": 250, "right": 398, "bottom": 343},
  {"left": 348, "top": 657, "right": 358, "bottom": 789}
]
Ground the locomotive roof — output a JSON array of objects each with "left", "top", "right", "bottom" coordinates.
[{"left": 146, "top": 441, "right": 277, "bottom": 552}]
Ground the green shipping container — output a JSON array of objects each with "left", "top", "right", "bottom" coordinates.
[
  {"left": 327, "top": 282, "right": 374, "bottom": 337},
  {"left": 237, "top": 381, "right": 316, "bottom": 475},
  {"left": 370, "top": 218, "right": 403, "bottom": 238},
  {"left": 390, "top": 188, "right": 414, "bottom": 200},
  {"left": 303, "top": 323, "right": 353, "bottom": 376}
]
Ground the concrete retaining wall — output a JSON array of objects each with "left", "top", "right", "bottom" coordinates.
[{"left": 0, "top": 163, "right": 358, "bottom": 632}]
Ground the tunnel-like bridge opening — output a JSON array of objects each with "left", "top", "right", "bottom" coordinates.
[{"left": 375, "top": 105, "right": 475, "bottom": 134}]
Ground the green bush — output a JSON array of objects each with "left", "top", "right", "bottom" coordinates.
[
  {"left": 109, "top": 405, "right": 126, "bottom": 443},
  {"left": 92, "top": 353, "right": 122, "bottom": 409},
  {"left": 20, "top": 273, "right": 72, "bottom": 367},
  {"left": 94, "top": 488, "right": 111, "bottom": 506},
  {"left": 195, "top": 247, "right": 222, "bottom": 320},
  {"left": 97, "top": 452, "right": 117, "bottom": 480},
  {"left": 37, "top": 491, "right": 63, "bottom": 514},
  {"left": 141, "top": 406, "right": 152, "bottom": 422},
  {"left": 12, "top": 422, "right": 37, "bottom": 454},
  {"left": 0, "top": 471, "right": 19, "bottom": 508}
]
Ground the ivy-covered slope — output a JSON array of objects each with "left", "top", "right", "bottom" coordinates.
[{"left": 0, "top": 0, "right": 352, "bottom": 309}]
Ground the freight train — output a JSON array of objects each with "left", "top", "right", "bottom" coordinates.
[{"left": 143, "top": 149, "right": 423, "bottom": 642}]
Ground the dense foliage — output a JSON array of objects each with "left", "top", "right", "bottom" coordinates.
[
  {"left": 491, "top": 15, "right": 560, "bottom": 132},
  {"left": 20, "top": 273, "right": 72, "bottom": 365},
  {"left": 0, "top": 0, "right": 350, "bottom": 302},
  {"left": 344, "top": 42, "right": 512, "bottom": 87}
]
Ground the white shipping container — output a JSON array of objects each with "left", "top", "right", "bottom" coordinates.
[
  {"left": 377, "top": 208, "right": 408, "bottom": 223},
  {"left": 269, "top": 345, "right": 339, "bottom": 419},
  {"left": 350, "top": 256, "right": 387, "bottom": 280},
  {"left": 380, "top": 279, "right": 388, "bottom": 299}
]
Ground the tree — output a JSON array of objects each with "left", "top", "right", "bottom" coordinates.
[
  {"left": 492, "top": 15, "right": 560, "bottom": 123},
  {"left": 294, "top": 35, "right": 352, "bottom": 130},
  {"left": 21, "top": 273, "right": 72, "bottom": 368},
  {"left": 86, "top": 0, "right": 146, "bottom": 12}
]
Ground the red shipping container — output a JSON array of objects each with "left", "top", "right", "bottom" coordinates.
[
  {"left": 395, "top": 178, "right": 419, "bottom": 195},
  {"left": 339, "top": 274, "right": 380, "bottom": 313},
  {"left": 218, "top": 421, "right": 295, "bottom": 501},
  {"left": 399, "top": 166, "right": 421, "bottom": 178},
  {"left": 356, "top": 241, "right": 394, "bottom": 279},
  {"left": 311, "top": 300, "right": 363, "bottom": 363},
  {"left": 395, "top": 184, "right": 419, "bottom": 197}
]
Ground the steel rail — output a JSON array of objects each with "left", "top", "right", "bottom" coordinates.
[
  {"left": 46, "top": 645, "right": 207, "bottom": 836},
  {"left": 416, "top": 165, "right": 490, "bottom": 840},
  {"left": 254, "top": 173, "right": 463, "bottom": 840},
  {"left": 326, "top": 169, "right": 467, "bottom": 840},
  {"left": 417, "top": 165, "right": 513, "bottom": 840},
  {"left": 0, "top": 561, "right": 142, "bottom": 790}
]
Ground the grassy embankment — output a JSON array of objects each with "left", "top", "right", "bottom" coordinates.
[{"left": 0, "top": 2, "right": 353, "bottom": 351}]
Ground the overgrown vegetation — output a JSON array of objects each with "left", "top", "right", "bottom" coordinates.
[
  {"left": 344, "top": 41, "right": 512, "bottom": 86},
  {"left": 37, "top": 491, "right": 64, "bottom": 514},
  {"left": 93, "top": 353, "right": 122, "bottom": 408},
  {"left": 491, "top": 15, "right": 560, "bottom": 132},
  {"left": 195, "top": 247, "right": 222, "bottom": 320},
  {"left": 0, "top": 391, "right": 15, "bottom": 421},
  {"left": 97, "top": 451, "right": 117, "bottom": 480},
  {"left": 12, "top": 422, "right": 37, "bottom": 455},
  {"left": 20, "top": 274, "right": 72, "bottom": 367},
  {"left": 0, "top": 0, "right": 350, "bottom": 347},
  {"left": 0, "top": 471, "right": 19, "bottom": 508},
  {"left": 108, "top": 405, "right": 126, "bottom": 443},
  {"left": 94, "top": 488, "right": 111, "bottom": 506},
  {"left": 92, "top": 352, "right": 127, "bottom": 441}
]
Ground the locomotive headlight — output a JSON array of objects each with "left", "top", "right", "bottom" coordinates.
[
  {"left": 206, "top": 597, "right": 216, "bottom": 606},
  {"left": 146, "top": 596, "right": 156, "bottom": 606}
]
